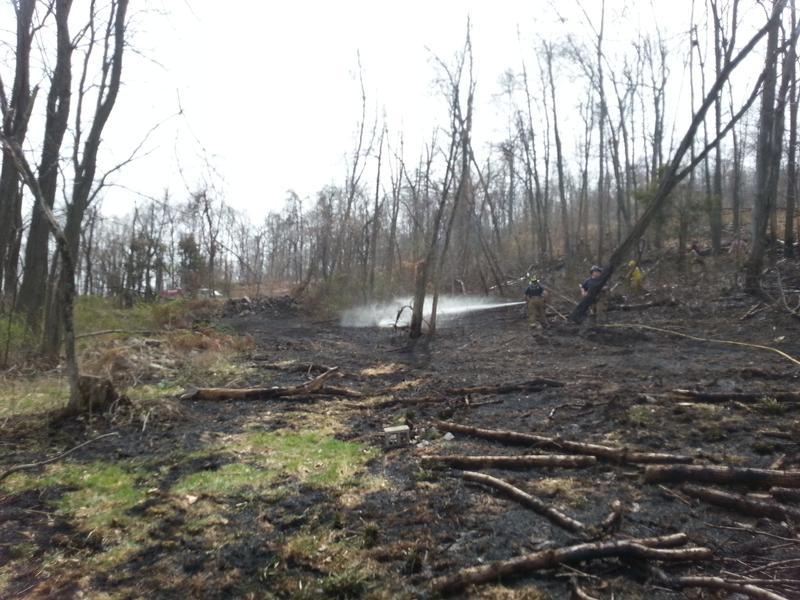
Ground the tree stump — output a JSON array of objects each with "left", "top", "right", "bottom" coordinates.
[{"left": 72, "top": 374, "right": 119, "bottom": 414}]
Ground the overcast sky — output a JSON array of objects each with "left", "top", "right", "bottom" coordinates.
[{"left": 1, "top": 1, "right": 771, "bottom": 220}]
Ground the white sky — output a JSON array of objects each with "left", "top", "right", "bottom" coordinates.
[{"left": 1, "top": 0, "right": 772, "bottom": 220}]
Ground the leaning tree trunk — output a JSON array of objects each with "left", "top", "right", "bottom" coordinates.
[{"left": 571, "top": 2, "right": 785, "bottom": 321}]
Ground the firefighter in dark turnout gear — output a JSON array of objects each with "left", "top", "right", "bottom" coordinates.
[
  {"left": 580, "top": 265, "right": 608, "bottom": 323},
  {"left": 524, "top": 277, "right": 548, "bottom": 328}
]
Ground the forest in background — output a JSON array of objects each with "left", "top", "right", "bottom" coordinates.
[{"left": 1, "top": 0, "right": 798, "bottom": 364}]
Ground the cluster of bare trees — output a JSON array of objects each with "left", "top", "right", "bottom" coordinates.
[{"left": 2, "top": 0, "right": 800, "bottom": 382}]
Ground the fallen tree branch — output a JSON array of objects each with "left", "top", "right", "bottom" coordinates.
[
  {"left": 682, "top": 484, "right": 800, "bottom": 521},
  {"left": 430, "top": 535, "right": 711, "bottom": 596},
  {"left": 180, "top": 367, "right": 342, "bottom": 400},
  {"left": 596, "top": 324, "right": 800, "bottom": 368},
  {"left": 770, "top": 487, "right": 800, "bottom": 503},
  {"left": 671, "top": 389, "right": 800, "bottom": 403},
  {"left": 0, "top": 432, "right": 120, "bottom": 482},
  {"left": 649, "top": 566, "right": 789, "bottom": 600},
  {"left": 434, "top": 420, "right": 693, "bottom": 464},
  {"left": 611, "top": 297, "right": 679, "bottom": 311},
  {"left": 75, "top": 329, "right": 153, "bottom": 339},
  {"left": 248, "top": 359, "right": 337, "bottom": 375},
  {"left": 571, "top": 578, "right": 601, "bottom": 600},
  {"left": 445, "top": 378, "right": 564, "bottom": 396},
  {"left": 422, "top": 454, "right": 597, "bottom": 470},
  {"left": 461, "top": 470, "right": 590, "bottom": 535},
  {"left": 644, "top": 464, "right": 800, "bottom": 488}
]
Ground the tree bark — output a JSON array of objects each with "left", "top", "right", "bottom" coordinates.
[
  {"left": 421, "top": 454, "right": 598, "bottom": 470},
  {"left": 0, "top": 0, "right": 36, "bottom": 295},
  {"left": 16, "top": 0, "right": 73, "bottom": 328},
  {"left": 644, "top": 464, "right": 800, "bottom": 488},
  {"left": 430, "top": 535, "right": 710, "bottom": 596},
  {"left": 434, "top": 420, "right": 693, "bottom": 464},
  {"left": 682, "top": 484, "right": 800, "bottom": 521},
  {"left": 570, "top": 4, "right": 783, "bottom": 322}
]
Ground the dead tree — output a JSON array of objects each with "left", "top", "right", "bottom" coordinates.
[
  {"left": 409, "top": 28, "right": 471, "bottom": 339},
  {"left": 785, "top": 0, "right": 798, "bottom": 258},
  {"left": 571, "top": 2, "right": 786, "bottom": 322},
  {"left": 544, "top": 41, "right": 570, "bottom": 257},
  {"left": 41, "top": 0, "right": 130, "bottom": 357},
  {"left": 0, "top": 0, "right": 37, "bottom": 296},
  {"left": 745, "top": 7, "right": 792, "bottom": 294},
  {"left": 16, "top": 0, "right": 73, "bottom": 328}
]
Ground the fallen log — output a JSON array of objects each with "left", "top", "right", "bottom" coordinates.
[
  {"left": 248, "top": 359, "right": 336, "bottom": 375},
  {"left": 770, "top": 487, "right": 800, "bottom": 503},
  {"left": 181, "top": 367, "right": 341, "bottom": 400},
  {"left": 649, "top": 566, "right": 789, "bottom": 600},
  {"left": 430, "top": 535, "right": 711, "bottom": 596},
  {"left": 611, "top": 297, "right": 679, "bottom": 311},
  {"left": 682, "top": 484, "right": 800, "bottom": 521},
  {"left": 422, "top": 454, "right": 596, "bottom": 470},
  {"left": 445, "top": 378, "right": 564, "bottom": 396},
  {"left": 434, "top": 420, "right": 693, "bottom": 464},
  {"left": 644, "top": 465, "right": 800, "bottom": 488},
  {"left": 671, "top": 389, "right": 800, "bottom": 403},
  {"left": 461, "top": 471, "right": 589, "bottom": 535}
]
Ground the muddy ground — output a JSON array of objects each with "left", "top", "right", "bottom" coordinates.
[{"left": 1, "top": 275, "right": 800, "bottom": 599}]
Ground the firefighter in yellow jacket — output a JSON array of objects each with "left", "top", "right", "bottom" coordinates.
[{"left": 625, "top": 260, "right": 644, "bottom": 295}]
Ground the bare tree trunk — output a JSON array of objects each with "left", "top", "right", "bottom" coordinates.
[
  {"left": 745, "top": 6, "right": 788, "bottom": 293},
  {"left": 571, "top": 2, "right": 784, "bottom": 321},
  {"left": 43, "top": 0, "right": 129, "bottom": 358},
  {"left": 785, "top": 0, "right": 798, "bottom": 258},
  {"left": 368, "top": 127, "right": 384, "bottom": 298},
  {"left": 16, "top": 0, "right": 73, "bottom": 328},
  {"left": 0, "top": 0, "right": 36, "bottom": 295},
  {"left": 545, "top": 42, "right": 570, "bottom": 257}
]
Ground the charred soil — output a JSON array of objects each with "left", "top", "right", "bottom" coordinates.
[{"left": 2, "top": 280, "right": 800, "bottom": 599}]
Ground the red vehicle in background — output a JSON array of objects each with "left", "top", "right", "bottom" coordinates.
[{"left": 159, "top": 288, "right": 183, "bottom": 300}]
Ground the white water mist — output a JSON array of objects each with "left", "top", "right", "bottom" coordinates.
[{"left": 340, "top": 295, "right": 524, "bottom": 328}]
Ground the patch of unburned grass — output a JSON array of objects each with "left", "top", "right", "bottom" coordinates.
[
  {"left": 757, "top": 396, "right": 789, "bottom": 415},
  {"left": 172, "top": 463, "right": 279, "bottom": 498},
  {"left": 627, "top": 405, "right": 657, "bottom": 427},
  {"left": 246, "top": 430, "right": 378, "bottom": 488},
  {"left": 0, "top": 375, "right": 67, "bottom": 418},
  {"left": 4, "top": 461, "right": 149, "bottom": 556},
  {"left": 74, "top": 296, "right": 155, "bottom": 336},
  {"left": 126, "top": 381, "right": 184, "bottom": 403}
]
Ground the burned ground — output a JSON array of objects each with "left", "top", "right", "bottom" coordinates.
[{"left": 1, "top": 275, "right": 799, "bottom": 599}]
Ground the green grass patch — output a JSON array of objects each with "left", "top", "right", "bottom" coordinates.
[
  {"left": 627, "top": 405, "right": 656, "bottom": 427},
  {"left": 126, "top": 381, "right": 184, "bottom": 403},
  {"left": 172, "top": 463, "right": 278, "bottom": 497},
  {"left": 0, "top": 376, "right": 68, "bottom": 418},
  {"left": 246, "top": 430, "right": 377, "bottom": 487},
  {"left": 74, "top": 296, "right": 156, "bottom": 336},
  {"left": 757, "top": 397, "right": 788, "bottom": 415},
  {"left": 4, "top": 462, "right": 146, "bottom": 534},
  {"left": 0, "top": 312, "right": 38, "bottom": 363},
  {"left": 170, "top": 432, "right": 376, "bottom": 500}
]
